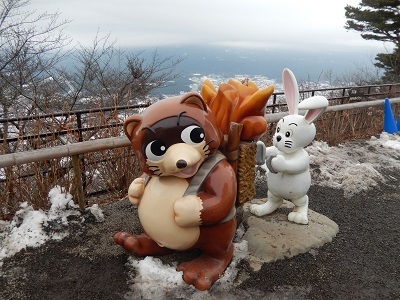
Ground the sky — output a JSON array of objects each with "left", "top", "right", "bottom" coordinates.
[
  {"left": 1, "top": 131, "right": 400, "bottom": 298},
  {"left": 29, "top": 0, "right": 390, "bottom": 53}
]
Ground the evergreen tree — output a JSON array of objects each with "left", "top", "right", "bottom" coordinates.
[
  {"left": 344, "top": 0, "right": 400, "bottom": 46},
  {"left": 344, "top": 0, "right": 400, "bottom": 82},
  {"left": 374, "top": 46, "right": 400, "bottom": 82}
]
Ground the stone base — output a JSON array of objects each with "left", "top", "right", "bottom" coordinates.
[{"left": 242, "top": 199, "right": 339, "bottom": 271}]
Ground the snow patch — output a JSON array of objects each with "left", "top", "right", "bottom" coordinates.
[
  {"left": 306, "top": 133, "right": 400, "bottom": 197},
  {"left": 0, "top": 185, "right": 104, "bottom": 266},
  {"left": 86, "top": 204, "right": 105, "bottom": 222},
  {"left": 125, "top": 240, "right": 248, "bottom": 300}
]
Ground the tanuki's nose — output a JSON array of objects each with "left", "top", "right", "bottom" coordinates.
[{"left": 176, "top": 159, "right": 187, "bottom": 169}]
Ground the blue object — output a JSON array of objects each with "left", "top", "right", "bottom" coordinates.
[
  {"left": 383, "top": 98, "right": 397, "bottom": 134},
  {"left": 397, "top": 117, "right": 400, "bottom": 131}
]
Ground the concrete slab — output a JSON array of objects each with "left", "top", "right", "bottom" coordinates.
[{"left": 243, "top": 199, "right": 339, "bottom": 271}]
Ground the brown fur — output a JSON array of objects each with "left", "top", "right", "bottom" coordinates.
[{"left": 114, "top": 93, "right": 237, "bottom": 290}]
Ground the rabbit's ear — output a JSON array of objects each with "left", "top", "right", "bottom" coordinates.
[
  {"left": 282, "top": 68, "right": 299, "bottom": 115},
  {"left": 298, "top": 96, "right": 329, "bottom": 123},
  {"left": 303, "top": 108, "right": 326, "bottom": 124}
]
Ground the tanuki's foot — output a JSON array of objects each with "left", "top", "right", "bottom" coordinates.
[
  {"left": 113, "top": 232, "right": 172, "bottom": 256},
  {"left": 176, "top": 243, "right": 234, "bottom": 291}
]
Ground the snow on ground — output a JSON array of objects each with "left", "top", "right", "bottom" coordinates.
[
  {"left": 0, "top": 132, "right": 399, "bottom": 298},
  {"left": 0, "top": 186, "right": 104, "bottom": 267},
  {"left": 124, "top": 224, "right": 248, "bottom": 300},
  {"left": 307, "top": 132, "right": 400, "bottom": 197}
]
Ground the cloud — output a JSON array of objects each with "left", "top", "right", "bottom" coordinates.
[{"left": 31, "top": 0, "right": 384, "bottom": 52}]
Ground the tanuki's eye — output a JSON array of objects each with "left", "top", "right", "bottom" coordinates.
[
  {"left": 145, "top": 140, "right": 166, "bottom": 161},
  {"left": 181, "top": 125, "right": 205, "bottom": 145}
]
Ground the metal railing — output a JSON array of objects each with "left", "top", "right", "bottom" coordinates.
[
  {"left": 1, "top": 96, "right": 399, "bottom": 210},
  {"left": 267, "top": 83, "right": 400, "bottom": 113},
  {"left": 1, "top": 83, "right": 399, "bottom": 145},
  {"left": 0, "top": 102, "right": 150, "bottom": 144}
]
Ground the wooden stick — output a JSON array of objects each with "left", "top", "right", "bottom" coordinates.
[
  {"left": 71, "top": 154, "right": 85, "bottom": 210},
  {"left": 225, "top": 122, "right": 243, "bottom": 173}
]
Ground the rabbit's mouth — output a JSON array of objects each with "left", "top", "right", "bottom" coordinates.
[
  {"left": 284, "top": 141, "right": 293, "bottom": 148},
  {"left": 275, "top": 135, "right": 293, "bottom": 148},
  {"left": 274, "top": 137, "right": 296, "bottom": 153}
]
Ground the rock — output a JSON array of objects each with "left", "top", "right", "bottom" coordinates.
[{"left": 242, "top": 200, "right": 339, "bottom": 271}]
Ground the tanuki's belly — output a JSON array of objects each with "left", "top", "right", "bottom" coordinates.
[{"left": 138, "top": 176, "right": 200, "bottom": 250}]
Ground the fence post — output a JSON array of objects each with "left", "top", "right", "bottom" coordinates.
[
  {"left": 71, "top": 154, "right": 85, "bottom": 210},
  {"left": 75, "top": 112, "right": 87, "bottom": 195},
  {"left": 388, "top": 84, "right": 393, "bottom": 97},
  {"left": 271, "top": 94, "right": 277, "bottom": 113}
]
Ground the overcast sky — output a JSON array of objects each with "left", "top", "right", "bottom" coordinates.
[{"left": 31, "top": 0, "right": 388, "bottom": 53}]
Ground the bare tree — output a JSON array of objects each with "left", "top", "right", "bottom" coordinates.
[
  {"left": 0, "top": 0, "right": 185, "bottom": 150},
  {"left": 0, "top": 1, "right": 185, "bottom": 217},
  {"left": 53, "top": 32, "right": 184, "bottom": 110},
  {"left": 0, "top": 0, "right": 70, "bottom": 148},
  {"left": 335, "top": 66, "right": 382, "bottom": 86}
]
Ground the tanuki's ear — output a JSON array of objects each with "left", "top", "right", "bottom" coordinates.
[
  {"left": 181, "top": 93, "right": 208, "bottom": 111},
  {"left": 124, "top": 115, "right": 142, "bottom": 140}
]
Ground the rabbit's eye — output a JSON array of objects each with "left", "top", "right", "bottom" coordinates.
[
  {"left": 285, "top": 130, "right": 293, "bottom": 137},
  {"left": 276, "top": 126, "right": 280, "bottom": 133}
]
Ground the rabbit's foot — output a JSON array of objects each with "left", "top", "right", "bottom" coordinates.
[
  {"left": 288, "top": 211, "right": 308, "bottom": 224},
  {"left": 288, "top": 196, "right": 309, "bottom": 224},
  {"left": 250, "top": 198, "right": 283, "bottom": 216}
]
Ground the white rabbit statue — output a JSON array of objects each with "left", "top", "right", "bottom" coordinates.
[{"left": 250, "top": 68, "right": 328, "bottom": 224}]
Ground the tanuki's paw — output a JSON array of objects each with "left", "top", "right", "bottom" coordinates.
[
  {"left": 114, "top": 232, "right": 173, "bottom": 256},
  {"left": 128, "top": 178, "right": 145, "bottom": 205},
  {"left": 174, "top": 195, "right": 202, "bottom": 227},
  {"left": 177, "top": 243, "right": 234, "bottom": 290},
  {"left": 114, "top": 232, "right": 140, "bottom": 253}
]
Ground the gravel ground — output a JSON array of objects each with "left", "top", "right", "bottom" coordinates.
[{"left": 0, "top": 148, "right": 399, "bottom": 299}]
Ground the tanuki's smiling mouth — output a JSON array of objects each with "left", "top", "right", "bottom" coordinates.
[{"left": 178, "top": 163, "right": 201, "bottom": 178}]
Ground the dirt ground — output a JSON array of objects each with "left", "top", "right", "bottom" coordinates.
[{"left": 1, "top": 169, "right": 399, "bottom": 299}]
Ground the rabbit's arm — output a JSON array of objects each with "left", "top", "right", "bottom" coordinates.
[
  {"left": 271, "top": 151, "right": 309, "bottom": 174},
  {"left": 265, "top": 146, "right": 278, "bottom": 157}
]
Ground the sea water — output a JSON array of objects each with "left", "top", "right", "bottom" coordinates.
[{"left": 143, "top": 45, "right": 379, "bottom": 97}]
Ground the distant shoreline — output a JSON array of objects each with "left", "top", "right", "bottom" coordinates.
[{"left": 145, "top": 45, "right": 379, "bottom": 96}]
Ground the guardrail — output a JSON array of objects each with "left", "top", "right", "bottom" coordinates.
[
  {"left": 1, "top": 83, "right": 399, "bottom": 144},
  {"left": 267, "top": 83, "right": 400, "bottom": 113},
  {"left": 1, "top": 97, "right": 399, "bottom": 210},
  {"left": 0, "top": 102, "right": 150, "bottom": 144},
  {"left": 266, "top": 97, "right": 400, "bottom": 122},
  {"left": 0, "top": 136, "right": 131, "bottom": 210}
]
